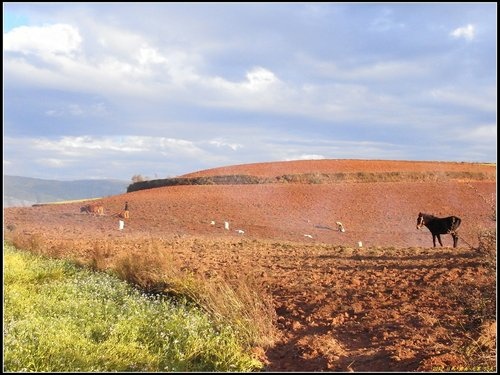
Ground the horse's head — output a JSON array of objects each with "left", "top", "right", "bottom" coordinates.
[
  {"left": 416, "top": 212, "right": 425, "bottom": 229},
  {"left": 80, "top": 206, "right": 87, "bottom": 212}
]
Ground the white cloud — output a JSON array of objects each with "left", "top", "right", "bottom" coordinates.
[
  {"left": 369, "top": 8, "right": 405, "bottom": 32},
  {"left": 1, "top": 21, "right": 440, "bottom": 128},
  {"left": 244, "top": 67, "right": 279, "bottom": 91},
  {"left": 28, "top": 135, "right": 211, "bottom": 159},
  {"left": 93, "top": 24, "right": 146, "bottom": 56},
  {"left": 33, "top": 136, "right": 144, "bottom": 155},
  {"left": 206, "top": 66, "right": 282, "bottom": 97},
  {"left": 137, "top": 46, "right": 168, "bottom": 65},
  {"left": 450, "top": 24, "right": 475, "bottom": 41},
  {"left": 45, "top": 102, "right": 108, "bottom": 117},
  {"left": 36, "top": 158, "right": 72, "bottom": 168},
  {"left": 274, "top": 139, "right": 408, "bottom": 163},
  {"left": 208, "top": 139, "right": 242, "bottom": 151},
  {"left": 3, "top": 21, "right": 203, "bottom": 96},
  {"left": 45, "top": 109, "right": 59, "bottom": 117},
  {"left": 430, "top": 86, "right": 497, "bottom": 112},
  {"left": 297, "top": 53, "right": 429, "bottom": 82},
  {"left": 158, "top": 137, "right": 205, "bottom": 158},
  {"left": 455, "top": 124, "right": 497, "bottom": 143},
  {"left": 287, "top": 154, "right": 326, "bottom": 161},
  {"left": 68, "top": 104, "right": 84, "bottom": 116},
  {"left": 3, "top": 135, "right": 231, "bottom": 178},
  {"left": 4, "top": 24, "right": 82, "bottom": 55}
]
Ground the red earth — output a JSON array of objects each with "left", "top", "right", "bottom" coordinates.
[{"left": 3, "top": 159, "right": 497, "bottom": 371}]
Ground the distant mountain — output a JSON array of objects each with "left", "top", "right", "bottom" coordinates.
[{"left": 3, "top": 175, "right": 130, "bottom": 207}]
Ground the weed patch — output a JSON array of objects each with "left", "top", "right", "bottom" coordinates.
[{"left": 3, "top": 243, "right": 263, "bottom": 372}]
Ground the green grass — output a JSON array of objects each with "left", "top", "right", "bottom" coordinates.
[{"left": 3, "top": 242, "right": 263, "bottom": 372}]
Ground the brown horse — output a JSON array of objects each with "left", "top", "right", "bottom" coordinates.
[{"left": 80, "top": 204, "right": 104, "bottom": 216}]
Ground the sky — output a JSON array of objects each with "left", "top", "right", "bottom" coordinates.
[{"left": 3, "top": 2, "right": 497, "bottom": 181}]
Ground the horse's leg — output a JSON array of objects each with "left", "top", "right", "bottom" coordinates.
[
  {"left": 437, "top": 234, "right": 443, "bottom": 247},
  {"left": 452, "top": 233, "right": 458, "bottom": 248},
  {"left": 432, "top": 234, "right": 437, "bottom": 247}
]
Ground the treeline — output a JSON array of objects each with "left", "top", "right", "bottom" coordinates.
[{"left": 127, "top": 171, "right": 494, "bottom": 193}]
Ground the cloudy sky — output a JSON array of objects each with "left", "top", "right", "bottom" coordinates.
[{"left": 3, "top": 3, "right": 497, "bottom": 181}]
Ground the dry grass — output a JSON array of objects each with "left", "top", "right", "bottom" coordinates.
[
  {"left": 475, "top": 228, "right": 496, "bottom": 269},
  {"left": 184, "top": 274, "right": 279, "bottom": 348},
  {"left": 460, "top": 186, "right": 496, "bottom": 371},
  {"left": 6, "top": 234, "right": 279, "bottom": 350},
  {"left": 108, "top": 240, "right": 279, "bottom": 348}
]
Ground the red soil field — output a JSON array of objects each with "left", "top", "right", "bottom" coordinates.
[{"left": 3, "top": 159, "right": 496, "bottom": 371}]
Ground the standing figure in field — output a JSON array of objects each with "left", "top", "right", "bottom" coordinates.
[
  {"left": 416, "top": 212, "right": 462, "bottom": 248},
  {"left": 123, "top": 201, "right": 130, "bottom": 219}
]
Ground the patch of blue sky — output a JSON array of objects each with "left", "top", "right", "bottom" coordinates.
[{"left": 3, "top": 10, "right": 30, "bottom": 33}]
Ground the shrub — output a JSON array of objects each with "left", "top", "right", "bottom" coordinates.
[
  {"left": 131, "top": 174, "right": 146, "bottom": 183},
  {"left": 476, "top": 229, "right": 496, "bottom": 270}
]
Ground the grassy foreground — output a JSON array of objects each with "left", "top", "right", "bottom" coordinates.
[{"left": 3, "top": 242, "right": 263, "bottom": 372}]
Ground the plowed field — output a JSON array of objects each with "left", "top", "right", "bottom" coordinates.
[{"left": 3, "top": 160, "right": 496, "bottom": 371}]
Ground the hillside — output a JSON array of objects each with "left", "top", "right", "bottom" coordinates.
[
  {"left": 3, "top": 159, "right": 497, "bottom": 372},
  {"left": 4, "top": 159, "right": 496, "bottom": 248},
  {"left": 3, "top": 175, "right": 130, "bottom": 207},
  {"left": 180, "top": 159, "right": 496, "bottom": 178},
  {"left": 127, "top": 159, "right": 496, "bottom": 193}
]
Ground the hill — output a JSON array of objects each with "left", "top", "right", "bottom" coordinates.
[
  {"left": 180, "top": 159, "right": 497, "bottom": 178},
  {"left": 127, "top": 159, "right": 496, "bottom": 192},
  {"left": 3, "top": 175, "right": 130, "bottom": 207},
  {"left": 3, "top": 159, "right": 497, "bottom": 372},
  {"left": 4, "top": 159, "right": 496, "bottom": 247}
]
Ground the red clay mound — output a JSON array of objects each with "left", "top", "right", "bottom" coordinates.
[{"left": 181, "top": 159, "right": 496, "bottom": 178}]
